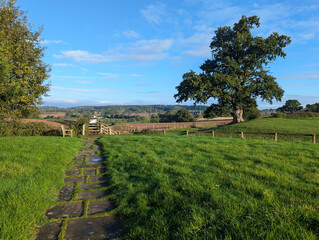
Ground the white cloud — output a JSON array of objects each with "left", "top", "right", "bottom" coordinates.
[
  {"left": 42, "top": 98, "right": 116, "bottom": 107},
  {"left": 129, "top": 74, "right": 144, "bottom": 77},
  {"left": 135, "top": 82, "right": 152, "bottom": 86},
  {"left": 96, "top": 73, "right": 120, "bottom": 79},
  {"left": 123, "top": 30, "right": 140, "bottom": 38},
  {"left": 43, "top": 98, "right": 76, "bottom": 104},
  {"left": 54, "top": 38, "right": 174, "bottom": 63},
  {"left": 77, "top": 81, "right": 92, "bottom": 84},
  {"left": 53, "top": 75, "right": 117, "bottom": 80},
  {"left": 132, "top": 39, "right": 173, "bottom": 53},
  {"left": 41, "top": 40, "right": 67, "bottom": 45},
  {"left": 50, "top": 86, "right": 120, "bottom": 94},
  {"left": 52, "top": 63, "right": 74, "bottom": 67},
  {"left": 179, "top": 31, "right": 212, "bottom": 57},
  {"left": 54, "top": 50, "right": 109, "bottom": 63},
  {"left": 141, "top": 2, "right": 166, "bottom": 24},
  {"left": 183, "top": 46, "right": 211, "bottom": 57},
  {"left": 280, "top": 84, "right": 314, "bottom": 87},
  {"left": 278, "top": 73, "right": 319, "bottom": 80}
]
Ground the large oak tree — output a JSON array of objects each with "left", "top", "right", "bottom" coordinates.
[
  {"left": 0, "top": 0, "right": 50, "bottom": 119},
  {"left": 175, "top": 15, "right": 291, "bottom": 123}
]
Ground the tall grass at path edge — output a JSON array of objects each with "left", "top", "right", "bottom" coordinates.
[{"left": 0, "top": 136, "right": 82, "bottom": 240}]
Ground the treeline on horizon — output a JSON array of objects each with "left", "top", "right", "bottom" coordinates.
[{"left": 39, "top": 105, "right": 208, "bottom": 115}]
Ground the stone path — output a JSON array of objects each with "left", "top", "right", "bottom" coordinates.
[{"left": 36, "top": 136, "right": 122, "bottom": 240}]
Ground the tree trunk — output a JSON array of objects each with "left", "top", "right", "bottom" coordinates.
[{"left": 233, "top": 108, "right": 244, "bottom": 123}]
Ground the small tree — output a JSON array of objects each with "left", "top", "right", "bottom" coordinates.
[
  {"left": 277, "top": 100, "right": 303, "bottom": 113},
  {"left": 175, "top": 109, "right": 194, "bottom": 122},
  {"left": 175, "top": 15, "right": 291, "bottom": 123},
  {"left": 0, "top": 0, "right": 50, "bottom": 119},
  {"left": 305, "top": 103, "right": 319, "bottom": 112}
]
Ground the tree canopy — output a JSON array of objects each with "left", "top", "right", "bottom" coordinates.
[
  {"left": 175, "top": 15, "right": 291, "bottom": 123},
  {"left": 277, "top": 100, "right": 303, "bottom": 113},
  {"left": 0, "top": 0, "right": 50, "bottom": 119}
]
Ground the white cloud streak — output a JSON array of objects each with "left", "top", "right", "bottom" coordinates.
[
  {"left": 141, "top": 2, "right": 166, "bottom": 24},
  {"left": 54, "top": 39, "right": 174, "bottom": 63},
  {"left": 50, "top": 86, "right": 120, "bottom": 94},
  {"left": 123, "top": 30, "right": 140, "bottom": 38}
]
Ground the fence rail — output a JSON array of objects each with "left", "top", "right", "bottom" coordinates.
[{"left": 162, "top": 130, "right": 317, "bottom": 144}]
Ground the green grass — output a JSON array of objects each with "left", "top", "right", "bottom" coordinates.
[
  {"left": 215, "top": 118, "right": 319, "bottom": 134},
  {"left": 167, "top": 118, "right": 319, "bottom": 143},
  {"left": 0, "top": 137, "right": 82, "bottom": 240},
  {"left": 98, "top": 134, "right": 319, "bottom": 240}
]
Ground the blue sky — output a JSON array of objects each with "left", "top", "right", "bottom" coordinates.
[{"left": 18, "top": 0, "right": 319, "bottom": 108}]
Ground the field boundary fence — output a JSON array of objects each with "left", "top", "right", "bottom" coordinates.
[{"left": 162, "top": 130, "right": 317, "bottom": 144}]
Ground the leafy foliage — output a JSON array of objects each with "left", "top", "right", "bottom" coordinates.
[
  {"left": 305, "top": 103, "right": 319, "bottom": 112},
  {"left": 174, "top": 109, "right": 194, "bottom": 122},
  {"left": 277, "top": 100, "right": 303, "bottom": 113},
  {"left": 0, "top": 121, "right": 61, "bottom": 136},
  {"left": 175, "top": 15, "right": 291, "bottom": 123},
  {"left": 0, "top": 0, "right": 50, "bottom": 119}
]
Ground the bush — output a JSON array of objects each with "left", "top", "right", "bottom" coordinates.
[
  {"left": 0, "top": 121, "right": 61, "bottom": 136},
  {"left": 273, "top": 112, "right": 319, "bottom": 119},
  {"left": 134, "top": 129, "right": 162, "bottom": 135},
  {"left": 71, "top": 118, "right": 89, "bottom": 136}
]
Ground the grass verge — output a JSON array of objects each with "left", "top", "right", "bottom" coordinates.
[
  {"left": 0, "top": 136, "right": 82, "bottom": 240},
  {"left": 98, "top": 134, "right": 319, "bottom": 240}
]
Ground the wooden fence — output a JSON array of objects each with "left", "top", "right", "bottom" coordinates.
[{"left": 162, "top": 130, "right": 317, "bottom": 144}]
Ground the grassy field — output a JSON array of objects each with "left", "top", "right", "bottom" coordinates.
[
  {"left": 166, "top": 118, "right": 319, "bottom": 143},
  {"left": 216, "top": 117, "right": 319, "bottom": 134},
  {"left": 0, "top": 137, "right": 82, "bottom": 240},
  {"left": 98, "top": 134, "right": 319, "bottom": 240}
]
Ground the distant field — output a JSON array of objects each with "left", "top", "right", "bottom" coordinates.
[
  {"left": 98, "top": 135, "right": 319, "bottom": 239},
  {"left": 0, "top": 137, "right": 82, "bottom": 240}
]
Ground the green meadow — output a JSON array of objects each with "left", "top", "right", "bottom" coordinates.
[
  {"left": 216, "top": 117, "right": 319, "bottom": 134},
  {"left": 0, "top": 137, "right": 82, "bottom": 240},
  {"left": 98, "top": 134, "right": 319, "bottom": 240}
]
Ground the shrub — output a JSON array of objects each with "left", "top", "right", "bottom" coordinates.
[
  {"left": 0, "top": 121, "right": 61, "bottom": 136},
  {"left": 71, "top": 118, "right": 89, "bottom": 136}
]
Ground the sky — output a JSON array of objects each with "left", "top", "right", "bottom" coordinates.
[{"left": 17, "top": 0, "right": 319, "bottom": 109}]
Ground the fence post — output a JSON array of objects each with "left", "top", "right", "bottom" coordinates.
[
  {"left": 82, "top": 124, "right": 86, "bottom": 136},
  {"left": 313, "top": 134, "right": 316, "bottom": 144},
  {"left": 163, "top": 130, "right": 166, "bottom": 135},
  {"left": 212, "top": 131, "right": 215, "bottom": 138},
  {"left": 241, "top": 131, "right": 244, "bottom": 139},
  {"left": 274, "top": 133, "right": 278, "bottom": 141},
  {"left": 186, "top": 130, "right": 189, "bottom": 136}
]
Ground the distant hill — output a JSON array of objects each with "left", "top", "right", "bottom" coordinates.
[{"left": 40, "top": 105, "right": 208, "bottom": 116}]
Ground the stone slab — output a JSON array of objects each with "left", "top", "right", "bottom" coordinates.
[
  {"left": 64, "top": 176, "right": 85, "bottom": 183},
  {"left": 83, "top": 168, "right": 96, "bottom": 176},
  {"left": 74, "top": 164, "right": 102, "bottom": 169},
  {"left": 46, "top": 202, "right": 83, "bottom": 219},
  {"left": 36, "top": 221, "right": 61, "bottom": 240},
  {"left": 72, "top": 155, "right": 85, "bottom": 164},
  {"left": 80, "top": 182, "right": 108, "bottom": 191},
  {"left": 78, "top": 190, "right": 110, "bottom": 200},
  {"left": 65, "top": 169, "right": 80, "bottom": 176},
  {"left": 89, "top": 175, "right": 108, "bottom": 183},
  {"left": 88, "top": 200, "right": 116, "bottom": 215},
  {"left": 57, "top": 185, "right": 75, "bottom": 201},
  {"left": 65, "top": 216, "right": 121, "bottom": 240}
]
